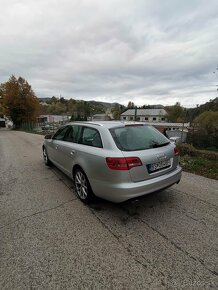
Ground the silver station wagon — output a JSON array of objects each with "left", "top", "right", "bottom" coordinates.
[{"left": 42, "top": 121, "right": 182, "bottom": 203}]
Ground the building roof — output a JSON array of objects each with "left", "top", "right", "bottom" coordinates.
[
  {"left": 143, "top": 122, "right": 190, "bottom": 127},
  {"left": 92, "top": 113, "right": 114, "bottom": 119},
  {"left": 93, "top": 114, "right": 107, "bottom": 117},
  {"left": 121, "top": 109, "right": 168, "bottom": 116}
]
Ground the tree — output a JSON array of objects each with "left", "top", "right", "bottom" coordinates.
[
  {"left": 112, "top": 110, "right": 121, "bottom": 120},
  {"left": 194, "top": 111, "right": 218, "bottom": 133},
  {"left": 141, "top": 104, "right": 152, "bottom": 109},
  {"left": 47, "top": 102, "right": 67, "bottom": 115},
  {"left": 186, "top": 97, "right": 218, "bottom": 121},
  {"left": 47, "top": 96, "right": 58, "bottom": 104},
  {"left": 127, "top": 101, "right": 135, "bottom": 108},
  {"left": 111, "top": 104, "right": 126, "bottom": 120},
  {"left": 190, "top": 111, "right": 218, "bottom": 149},
  {"left": 0, "top": 96, "right": 5, "bottom": 117},
  {"left": 111, "top": 104, "right": 120, "bottom": 120},
  {"left": 0, "top": 75, "right": 39, "bottom": 128},
  {"left": 166, "top": 102, "right": 185, "bottom": 122}
]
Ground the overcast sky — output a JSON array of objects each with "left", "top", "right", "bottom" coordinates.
[{"left": 1, "top": 0, "right": 218, "bottom": 107}]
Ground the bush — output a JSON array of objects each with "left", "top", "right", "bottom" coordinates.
[
  {"left": 178, "top": 144, "right": 218, "bottom": 161},
  {"left": 178, "top": 144, "right": 218, "bottom": 180},
  {"left": 186, "top": 131, "right": 218, "bottom": 150},
  {"left": 180, "top": 154, "right": 218, "bottom": 180}
]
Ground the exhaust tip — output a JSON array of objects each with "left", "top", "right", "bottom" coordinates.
[{"left": 176, "top": 179, "right": 181, "bottom": 184}]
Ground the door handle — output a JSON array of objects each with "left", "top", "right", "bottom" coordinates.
[{"left": 70, "top": 150, "right": 75, "bottom": 155}]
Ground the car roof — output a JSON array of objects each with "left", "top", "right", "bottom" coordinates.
[{"left": 66, "top": 121, "right": 147, "bottom": 129}]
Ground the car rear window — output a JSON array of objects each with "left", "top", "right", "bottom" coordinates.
[{"left": 110, "top": 125, "right": 170, "bottom": 151}]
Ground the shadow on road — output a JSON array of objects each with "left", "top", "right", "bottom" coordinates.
[{"left": 50, "top": 163, "right": 173, "bottom": 225}]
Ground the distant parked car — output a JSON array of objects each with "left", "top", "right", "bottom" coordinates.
[
  {"left": 42, "top": 121, "right": 182, "bottom": 203},
  {"left": 169, "top": 136, "right": 181, "bottom": 144},
  {"left": 0, "top": 117, "right": 6, "bottom": 128},
  {"left": 41, "top": 124, "right": 53, "bottom": 131}
]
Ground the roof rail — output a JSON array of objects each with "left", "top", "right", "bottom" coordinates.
[{"left": 79, "top": 121, "right": 103, "bottom": 126}]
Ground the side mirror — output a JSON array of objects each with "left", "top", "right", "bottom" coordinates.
[{"left": 44, "top": 134, "right": 53, "bottom": 139}]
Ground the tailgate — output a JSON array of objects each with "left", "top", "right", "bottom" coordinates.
[{"left": 121, "top": 144, "right": 178, "bottom": 182}]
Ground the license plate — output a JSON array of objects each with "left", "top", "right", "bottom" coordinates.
[{"left": 148, "top": 159, "right": 171, "bottom": 173}]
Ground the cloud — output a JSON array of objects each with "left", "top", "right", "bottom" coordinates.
[{"left": 0, "top": 0, "right": 218, "bottom": 107}]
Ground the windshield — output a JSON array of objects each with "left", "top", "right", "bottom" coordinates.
[{"left": 110, "top": 125, "right": 170, "bottom": 151}]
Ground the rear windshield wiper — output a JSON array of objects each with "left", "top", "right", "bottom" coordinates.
[{"left": 151, "top": 141, "right": 170, "bottom": 148}]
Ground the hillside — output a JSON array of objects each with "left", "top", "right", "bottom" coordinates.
[
  {"left": 38, "top": 97, "right": 123, "bottom": 111},
  {"left": 187, "top": 97, "right": 218, "bottom": 120},
  {"left": 88, "top": 100, "right": 122, "bottom": 109},
  {"left": 38, "top": 96, "right": 218, "bottom": 121}
]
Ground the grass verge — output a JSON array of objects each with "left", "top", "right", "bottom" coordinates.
[{"left": 178, "top": 144, "right": 218, "bottom": 180}]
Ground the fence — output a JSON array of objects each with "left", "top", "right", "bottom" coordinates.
[
  {"left": 167, "top": 129, "right": 187, "bottom": 143},
  {"left": 186, "top": 129, "right": 218, "bottom": 150},
  {"left": 20, "top": 120, "right": 70, "bottom": 134}
]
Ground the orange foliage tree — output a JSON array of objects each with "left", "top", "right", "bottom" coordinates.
[{"left": 0, "top": 75, "right": 39, "bottom": 128}]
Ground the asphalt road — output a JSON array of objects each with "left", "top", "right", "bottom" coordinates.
[{"left": 0, "top": 129, "right": 217, "bottom": 290}]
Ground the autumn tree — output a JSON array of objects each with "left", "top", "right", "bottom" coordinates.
[
  {"left": 0, "top": 75, "right": 39, "bottom": 128},
  {"left": 0, "top": 96, "right": 5, "bottom": 117}
]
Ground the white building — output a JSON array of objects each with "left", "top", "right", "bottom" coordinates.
[
  {"left": 120, "top": 109, "right": 168, "bottom": 122},
  {"left": 92, "top": 113, "right": 114, "bottom": 121},
  {"left": 38, "top": 115, "right": 71, "bottom": 123},
  {"left": 144, "top": 121, "right": 190, "bottom": 143}
]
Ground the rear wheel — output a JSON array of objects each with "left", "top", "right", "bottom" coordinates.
[
  {"left": 74, "top": 169, "right": 94, "bottom": 203},
  {"left": 43, "top": 147, "right": 52, "bottom": 166}
]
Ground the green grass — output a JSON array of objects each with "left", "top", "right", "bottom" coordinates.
[{"left": 180, "top": 155, "right": 218, "bottom": 180}]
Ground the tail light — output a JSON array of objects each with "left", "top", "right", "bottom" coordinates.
[
  {"left": 174, "top": 146, "right": 179, "bottom": 156},
  {"left": 106, "top": 157, "right": 142, "bottom": 170}
]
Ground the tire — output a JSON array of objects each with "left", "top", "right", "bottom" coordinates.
[
  {"left": 74, "top": 168, "right": 94, "bottom": 203},
  {"left": 42, "top": 147, "right": 52, "bottom": 166}
]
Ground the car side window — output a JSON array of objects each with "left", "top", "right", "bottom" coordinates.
[
  {"left": 53, "top": 126, "right": 69, "bottom": 140},
  {"left": 81, "top": 127, "right": 103, "bottom": 148},
  {"left": 64, "top": 125, "right": 81, "bottom": 143}
]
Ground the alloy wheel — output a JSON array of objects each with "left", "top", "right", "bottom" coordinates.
[
  {"left": 43, "top": 148, "right": 48, "bottom": 164},
  {"left": 75, "top": 171, "right": 88, "bottom": 200}
]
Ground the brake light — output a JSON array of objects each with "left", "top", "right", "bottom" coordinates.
[
  {"left": 106, "top": 157, "right": 142, "bottom": 170},
  {"left": 174, "top": 147, "right": 179, "bottom": 156}
]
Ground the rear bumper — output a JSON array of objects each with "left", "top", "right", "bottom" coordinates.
[{"left": 91, "top": 166, "right": 182, "bottom": 203}]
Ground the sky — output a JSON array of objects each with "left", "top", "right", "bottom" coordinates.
[{"left": 0, "top": 0, "right": 218, "bottom": 108}]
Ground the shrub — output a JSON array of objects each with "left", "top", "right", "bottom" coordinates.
[{"left": 178, "top": 144, "right": 218, "bottom": 161}]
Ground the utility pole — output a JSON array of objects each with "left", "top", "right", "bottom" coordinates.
[
  {"left": 181, "top": 109, "right": 187, "bottom": 143},
  {"left": 134, "top": 106, "right": 137, "bottom": 121}
]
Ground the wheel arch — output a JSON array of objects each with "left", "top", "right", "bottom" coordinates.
[{"left": 72, "top": 164, "right": 85, "bottom": 180}]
